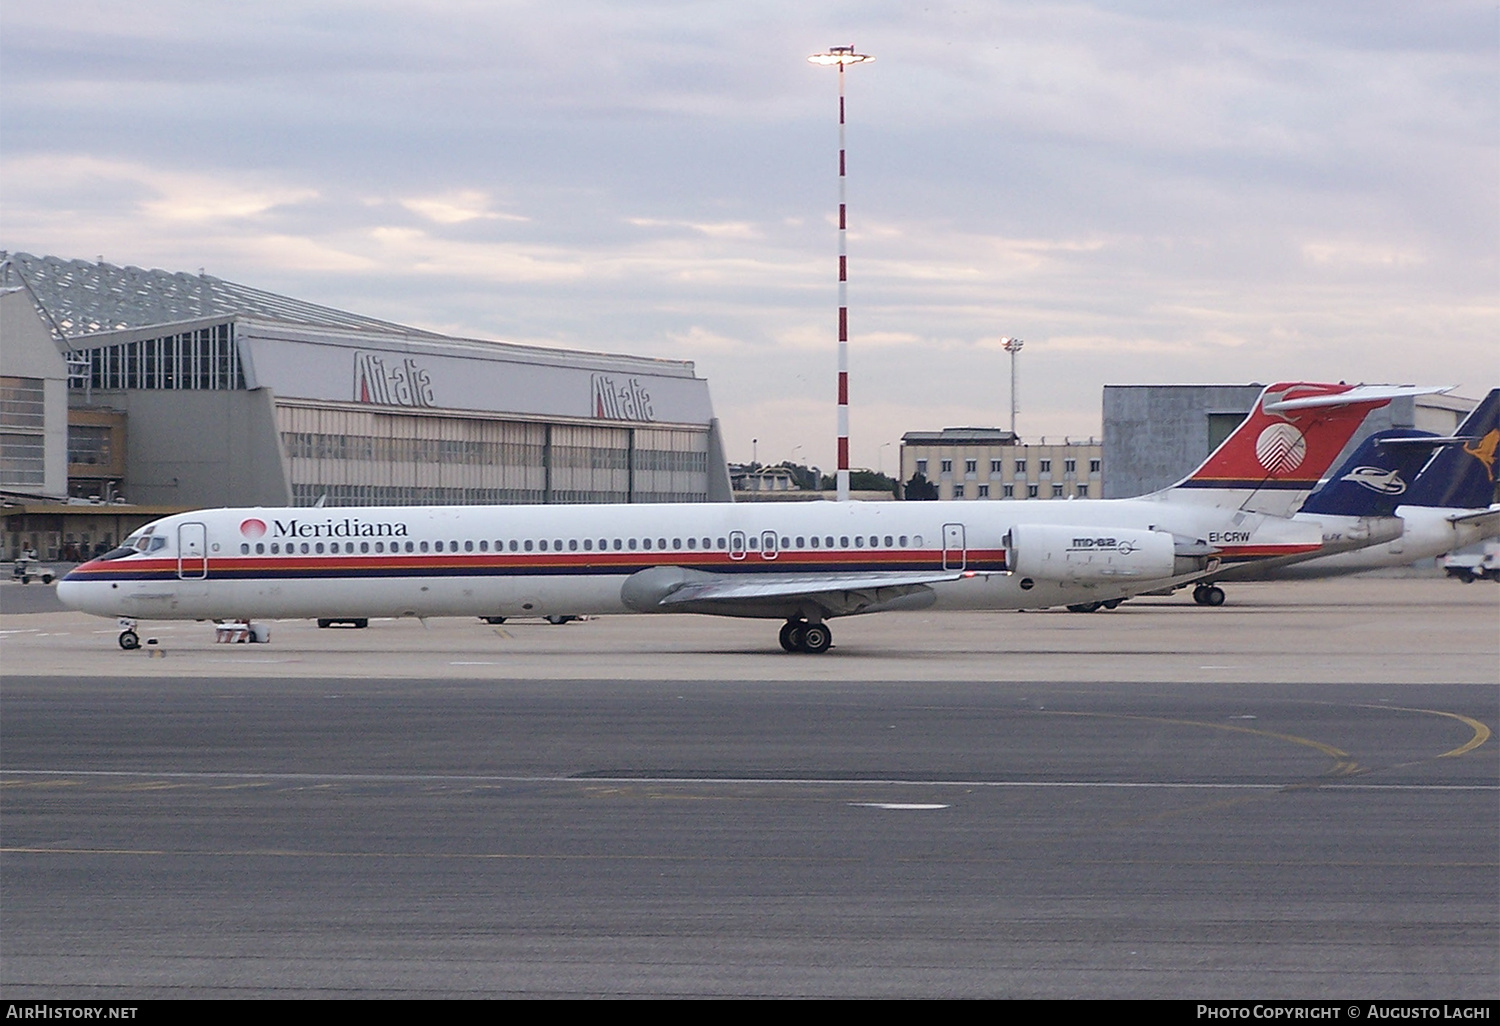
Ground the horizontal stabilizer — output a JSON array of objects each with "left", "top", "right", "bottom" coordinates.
[
  {"left": 1446, "top": 507, "right": 1500, "bottom": 532},
  {"left": 1264, "top": 383, "right": 1451, "bottom": 413}
]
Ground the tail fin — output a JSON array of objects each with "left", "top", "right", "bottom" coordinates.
[
  {"left": 1159, "top": 382, "right": 1452, "bottom": 516},
  {"left": 1300, "top": 429, "right": 1443, "bottom": 517},
  {"left": 1404, "top": 388, "right": 1500, "bottom": 509}
]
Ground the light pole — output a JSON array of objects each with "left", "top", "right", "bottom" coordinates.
[
  {"left": 809, "top": 44, "right": 873, "bottom": 502},
  {"left": 1002, "top": 337, "right": 1024, "bottom": 438}
]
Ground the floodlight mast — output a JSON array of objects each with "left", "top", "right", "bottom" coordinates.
[
  {"left": 809, "top": 45, "right": 873, "bottom": 502},
  {"left": 1002, "top": 337, "right": 1024, "bottom": 437}
]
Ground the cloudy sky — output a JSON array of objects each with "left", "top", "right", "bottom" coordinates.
[{"left": 3, "top": 1, "right": 1495, "bottom": 472}]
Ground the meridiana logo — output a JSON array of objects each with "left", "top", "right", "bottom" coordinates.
[
  {"left": 1255, "top": 422, "right": 1307, "bottom": 475},
  {"left": 239, "top": 518, "right": 267, "bottom": 539}
]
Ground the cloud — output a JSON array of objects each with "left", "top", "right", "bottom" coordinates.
[
  {"left": 1, "top": 2, "right": 1492, "bottom": 465},
  {"left": 1300, "top": 240, "right": 1427, "bottom": 269},
  {"left": 400, "top": 190, "right": 528, "bottom": 224}
]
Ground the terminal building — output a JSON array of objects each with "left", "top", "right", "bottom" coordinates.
[
  {"left": 899, "top": 429, "right": 1102, "bottom": 501},
  {"left": 1, "top": 251, "right": 731, "bottom": 560}
]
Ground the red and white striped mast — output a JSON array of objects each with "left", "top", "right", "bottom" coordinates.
[{"left": 809, "top": 44, "right": 873, "bottom": 502}]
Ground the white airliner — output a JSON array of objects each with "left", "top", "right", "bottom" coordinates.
[{"left": 58, "top": 382, "right": 1441, "bottom": 652}]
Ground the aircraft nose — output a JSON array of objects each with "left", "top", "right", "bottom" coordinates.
[{"left": 56, "top": 562, "right": 102, "bottom": 612}]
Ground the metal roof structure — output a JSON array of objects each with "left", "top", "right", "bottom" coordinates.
[
  {"left": 901, "top": 427, "right": 1020, "bottom": 444},
  {"left": 0, "top": 251, "right": 445, "bottom": 342}
]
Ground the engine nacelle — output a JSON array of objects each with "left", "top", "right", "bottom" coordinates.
[{"left": 1006, "top": 524, "right": 1177, "bottom": 583}]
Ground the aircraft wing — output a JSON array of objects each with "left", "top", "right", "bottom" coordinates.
[{"left": 622, "top": 566, "right": 977, "bottom": 618}]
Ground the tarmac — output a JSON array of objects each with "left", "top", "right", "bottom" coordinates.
[{"left": 2, "top": 576, "right": 1496, "bottom": 997}]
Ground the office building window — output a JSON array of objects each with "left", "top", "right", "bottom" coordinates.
[
  {"left": 1064, "top": 458, "right": 1076, "bottom": 473},
  {"left": 1015, "top": 459, "right": 1026, "bottom": 475},
  {"left": 952, "top": 484, "right": 964, "bottom": 498},
  {"left": 1076, "top": 484, "right": 1089, "bottom": 497},
  {"left": 1052, "top": 484, "right": 1064, "bottom": 497},
  {"left": 990, "top": 459, "right": 1002, "bottom": 474},
  {"left": 941, "top": 459, "right": 953, "bottom": 473},
  {"left": 1039, "top": 459, "right": 1052, "bottom": 473},
  {"left": 1027, "top": 484, "right": 1038, "bottom": 498},
  {"left": 1003, "top": 484, "right": 1014, "bottom": 497},
  {"left": 977, "top": 484, "right": 989, "bottom": 498},
  {"left": 964, "top": 458, "right": 977, "bottom": 473}
]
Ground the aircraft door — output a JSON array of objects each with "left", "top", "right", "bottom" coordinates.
[
  {"left": 178, "top": 522, "right": 208, "bottom": 579},
  {"left": 942, "top": 522, "right": 966, "bottom": 570},
  {"left": 760, "top": 531, "right": 778, "bottom": 560}
]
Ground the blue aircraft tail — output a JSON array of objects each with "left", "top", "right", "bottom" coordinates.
[
  {"left": 1300, "top": 430, "right": 1444, "bottom": 517},
  {"left": 1403, "top": 388, "right": 1499, "bottom": 509}
]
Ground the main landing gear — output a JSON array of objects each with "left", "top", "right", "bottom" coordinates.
[
  {"left": 779, "top": 619, "right": 832, "bottom": 654},
  {"left": 1066, "top": 599, "right": 1124, "bottom": 613},
  {"left": 1192, "top": 584, "right": 1226, "bottom": 607}
]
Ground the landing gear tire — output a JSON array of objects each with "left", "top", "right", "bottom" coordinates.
[
  {"left": 483, "top": 616, "right": 507, "bottom": 624},
  {"left": 1067, "top": 602, "right": 1102, "bottom": 613},
  {"left": 1102, "top": 599, "right": 1122, "bottom": 610},
  {"left": 118, "top": 630, "right": 140, "bottom": 650},
  {"left": 799, "top": 623, "right": 832, "bottom": 654},
  {"left": 1193, "top": 585, "right": 1226, "bottom": 607},
  {"left": 779, "top": 620, "right": 805, "bottom": 652}
]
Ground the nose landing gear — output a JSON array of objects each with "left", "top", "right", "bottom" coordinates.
[
  {"left": 117, "top": 617, "right": 139, "bottom": 650},
  {"left": 779, "top": 619, "right": 833, "bottom": 654}
]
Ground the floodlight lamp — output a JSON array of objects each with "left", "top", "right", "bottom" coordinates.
[{"left": 808, "top": 47, "right": 874, "bottom": 66}]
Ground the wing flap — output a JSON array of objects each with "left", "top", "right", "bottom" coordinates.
[
  {"left": 662, "top": 569, "right": 972, "bottom": 605},
  {"left": 620, "top": 565, "right": 978, "bottom": 619}
]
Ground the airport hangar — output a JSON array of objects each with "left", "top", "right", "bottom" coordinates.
[
  {"left": 3, "top": 251, "right": 1482, "bottom": 559},
  {"left": 1, "top": 252, "right": 731, "bottom": 561}
]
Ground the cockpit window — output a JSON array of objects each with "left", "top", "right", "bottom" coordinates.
[{"left": 149, "top": 537, "right": 168, "bottom": 551}]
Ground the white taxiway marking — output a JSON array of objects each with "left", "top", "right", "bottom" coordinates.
[{"left": 849, "top": 802, "right": 951, "bottom": 810}]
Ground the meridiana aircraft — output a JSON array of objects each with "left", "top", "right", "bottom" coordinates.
[{"left": 58, "top": 381, "right": 1441, "bottom": 653}]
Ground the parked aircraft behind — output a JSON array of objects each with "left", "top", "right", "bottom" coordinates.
[
  {"left": 1199, "top": 387, "right": 1499, "bottom": 591},
  {"left": 58, "top": 382, "right": 1441, "bottom": 653}
]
